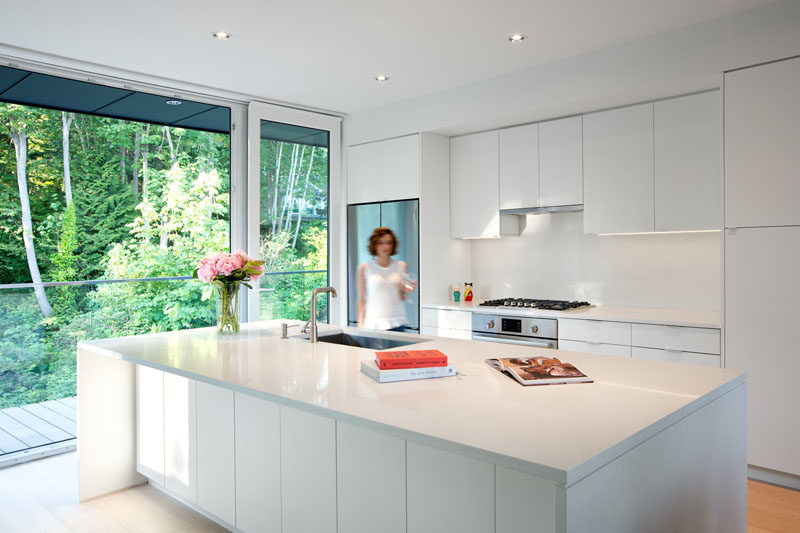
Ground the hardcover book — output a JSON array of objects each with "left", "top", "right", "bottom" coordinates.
[
  {"left": 361, "top": 360, "right": 456, "bottom": 383},
  {"left": 374, "top": 349, "right": 448, "bottom": 369},
  {"left": 485, "top": 356, "right": 593, "bottom": 386}
]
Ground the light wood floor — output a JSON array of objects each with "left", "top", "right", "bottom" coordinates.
[
  {"left": 0, "top": 452, "right": 225, "bottom": 532},
  {"left": 1, "top": 452, "right": 799, "bottom": 532}
]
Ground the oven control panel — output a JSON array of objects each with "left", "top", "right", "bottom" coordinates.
[{"left": 472, "top": 313, "right": 557, "bottom": 340}]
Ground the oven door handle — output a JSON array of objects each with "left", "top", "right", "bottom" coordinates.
[{"left": 472, "top": 332, "right": 555, "bottom": 348}]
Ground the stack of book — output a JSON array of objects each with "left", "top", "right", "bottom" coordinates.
[{"left": 360, "top": 349, "right": 456, "bottom": 383}]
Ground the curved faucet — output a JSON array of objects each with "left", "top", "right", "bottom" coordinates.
[{"left": 303, "top": 286, "right": 337, "bottom": 342}]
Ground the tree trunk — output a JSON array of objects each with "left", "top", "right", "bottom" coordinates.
[
  {"left": 132, "top": 126, "right": 141, "bottom": 198},
  {"left": 292, "top": 147, "right": 316, "bottom": 248},
  {"left": 142, "top": 124, "right": 150, "bottom": 199},
  {"left": 270, "top": 142, "right": 284, "bottom": 234},
  {"left": 75, "top": 117, "right": 88, "bottom": 154},
  {"left": 120, "top": 147, "right": 127, "bottom": 185},
  {"left": 11, "top": 130, "right": 52, "bottom": 317},
  {"left": 165, "top": 127, "right": 176, "bottom": 163},
  {"left": 61, "top": 112, "right": 74, "bottom": 206},
  {"left": 279, "top": 144, "right": 300, "bottom": 232}
]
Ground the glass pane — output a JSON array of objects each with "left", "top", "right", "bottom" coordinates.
[
  {"left": 258, "top": 120, "right": 329, "bottom": 322},
  {"left": 259, "top": 272, "right": 328, "bottom": 322},
  {"left": 0, "top": 280, "right": 213, "bottom": 409}
]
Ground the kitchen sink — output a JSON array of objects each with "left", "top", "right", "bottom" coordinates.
[{"left": 300, "top": 331, "right": 424, "bottom": 350}]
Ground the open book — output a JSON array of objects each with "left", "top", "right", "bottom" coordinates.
[{"left": 485, "top": 356, "right": 593, "bottom": 386}]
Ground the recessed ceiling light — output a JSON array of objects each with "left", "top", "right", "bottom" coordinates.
[
  {"left": 212, "top": 31, "right": 232, "bottom": 40},
  {"left": 508, "top": 33, "right": 527, "bottom": 43},
  {"left": 375, "top": 74, "right": 390, "bottom": 82},
  {"left": 166, "top": 100, "right": 182, "bottom": 106}
]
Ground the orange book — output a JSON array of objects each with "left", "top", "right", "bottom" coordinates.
[{"left": 375, "top": 349, "right": 448, "bottom": 370}]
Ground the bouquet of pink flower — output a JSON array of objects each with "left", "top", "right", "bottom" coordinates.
[{"left": 193, "top": 250, "right": 265, "bottom": 288}]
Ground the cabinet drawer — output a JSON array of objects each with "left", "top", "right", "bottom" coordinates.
[
  {"left": 631, "top": 324, "right": 720, "bottom": 355},
  {"left": 559, "top": 339, "right": 631, "bottom": 358},
  {"left": 421, "top": 308, "right": 471, "bottom": 330},
  {"left": 558, "top": 319, "right": 631, "bottom": 345},
  {"left": 422, "top": 326, "right": 472, "bottom": 340},
  {"left": 632, "top": 347, "right": 720, "bottom": 368}
]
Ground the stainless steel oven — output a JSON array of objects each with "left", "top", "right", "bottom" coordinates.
[{"left": 471, "top": 313, "right": 557, "bottom": 348}]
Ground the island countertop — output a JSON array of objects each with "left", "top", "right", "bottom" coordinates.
[{"left": 79, "top": 320, "right": 744, "bottom": 486}]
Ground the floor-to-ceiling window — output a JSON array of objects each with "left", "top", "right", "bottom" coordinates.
[{"left": 0, "top": 67, "right": 232, "bottom": 411}]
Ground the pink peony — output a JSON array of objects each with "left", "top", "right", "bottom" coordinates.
[
  {"left": 197, "top": 261, "right": 218, "bottom": 283},
  {"left": 215, "top": 255, "right": 240, "bottom": 277}
]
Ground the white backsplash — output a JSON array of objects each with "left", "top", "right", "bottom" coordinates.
[{"left": 469, "top": 212, "right": 721, "bottom": 311}]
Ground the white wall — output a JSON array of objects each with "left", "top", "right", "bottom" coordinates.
[
  {"left": 470, "top": 213, "right": 721, "bottom": 311},
  {"left": 346, "top": 0, "right": 800, "bottom": 144}
]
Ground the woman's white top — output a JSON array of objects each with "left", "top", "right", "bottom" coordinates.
[{"left": 363, "top": 259, "right": 407, "bottom": 330}]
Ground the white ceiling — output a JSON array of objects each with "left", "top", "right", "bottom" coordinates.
[{"left": 0, "top": 0, "right": 779, "bottom": 114}]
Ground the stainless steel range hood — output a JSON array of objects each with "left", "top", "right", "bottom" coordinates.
[{"left": 499, "top": 204, "right": 583, "bottom": 215}]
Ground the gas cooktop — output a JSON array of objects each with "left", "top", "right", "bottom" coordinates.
[{"left": 478, "top": 298, "right": 591, "bottom": 311}]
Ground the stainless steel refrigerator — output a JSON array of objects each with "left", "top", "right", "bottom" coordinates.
[{"left": 347, "top": 199, "right": 419, "bottom": 332}]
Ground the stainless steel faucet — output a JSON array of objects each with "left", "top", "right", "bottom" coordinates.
[{"left": 302, "top": 286, "right": 337, "bottom": 342}]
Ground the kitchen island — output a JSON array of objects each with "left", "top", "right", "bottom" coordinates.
[{"left": 77, "top": 320, "right": 746, "bottom": 533}]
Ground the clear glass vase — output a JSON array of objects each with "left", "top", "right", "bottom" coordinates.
[{"left": 214, "top": 281, "right": 241, "bottom": 335}]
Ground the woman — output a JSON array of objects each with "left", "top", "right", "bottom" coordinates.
[{"left": 357, "top": 227, "right": 415, "bottom": 330}]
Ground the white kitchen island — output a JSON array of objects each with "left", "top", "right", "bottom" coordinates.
[{"left": 77, "top": 320, "right": 746, "bottom": 533}]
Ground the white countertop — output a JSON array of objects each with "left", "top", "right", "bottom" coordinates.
[
  {"left": 422, "top": 302, "right": 721, "bottom": 328},
  {"left": 79, "top": 320, "right": 742, "bottom": 485}
]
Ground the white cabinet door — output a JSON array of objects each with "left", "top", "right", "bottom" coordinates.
[
  {"left": 583, "top": 103, "right": 654, "bottom": 234},
  {"left": 337, "top": 422, "right": 406, "bottom": 533},
  {"left": 136, "top": 365, "right": 164, "bottom": 485},
  {"left": 234, "top": 393, "right": 281, "bottom": 533},
  {"left": 499, "top": 123, "right": 539, "bottom": 210},
  {"left": 725, "top": 226, "right": 800, "bottom": 476},
  {"left": 450, "top": 130, "right": 502, "bottom": 238},
  {"left": 196, "top": 381, "right": 236, "bottom": 526},
  {"left": 163, "top": 373, "right": 196, "bottom": 503},
  {"left": 496, "top": 465, "right": 557, "bottom": 533},
  {"left": 632, "top": 347, "right": 720, "bottom": 367},
  {"left": 724, "top": 56, "right": 800, "bottom": 228},
  {"left": 654, "top": 91, "right": 721, "bottom": 231},
  {"left": 407, "top": 441, "right": 494, "bottom": 533},
  {"left": 558, "top": 318, "right": 631, "bottom": 345},
  {"left": 539, "top": 115, "right": 583, "bottom": 207},
  {"left": 559, "top": 339, "right": 632, "bottom": 358},
  {"left": 347, "top": 142, "right": 381, "bottom": 204},
  {"left": 382, "top": 135, "right": 420, "bottom": 201},
  {"left": 281, "top": 405, "right": 337, "bottom": 533}
]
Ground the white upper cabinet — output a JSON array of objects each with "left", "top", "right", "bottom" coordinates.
[
  {"left": 381, "top": 135, "right": 420, "bottom": 201},
  {"left": 539, "top": 115, "right": 583, "bottom": 207},
  {"left": 347, "top": 135, "right": 419, "bottom": 204},
  {"left": 583, "top": 103, "right": 654, "bottom": 234},
  {"left": 724, "top": 56, "right": 800, "bottom": 228},
  {"left": 451, "top": 130, "right": 518, "bottom": 238},
  {"left": 654, "top": 91, "right": 721, "bottom": 231},
  {"left": 498, "top": 123, "right": 539, "bottom": 210}
]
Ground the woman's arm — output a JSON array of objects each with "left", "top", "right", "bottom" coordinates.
[
  {"left": 398, "top": 261, "right": 415, "bottom": 300},
  {"left": 357, "top": 263, "right": 366, "bottom": 327}
]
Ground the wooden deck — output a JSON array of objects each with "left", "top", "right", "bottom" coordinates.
[{"left": 0, "top": 396, "right": 76, "bottom": 468}]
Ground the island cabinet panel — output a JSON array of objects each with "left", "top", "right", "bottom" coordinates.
[
  {"left": 281, "top": 405, "right": 337, "bottom": 533},
  {"left": 654, "top": 91, "right": 721, "bottom": 231},
  {"left": 539, "top": 115, "right": 583, "bottom": 208},
  {"left": 583, "top": 103, "right": 654, "bottom": 234},
  {"left": 163, "top": 373, "right": 196, "bottom": 504},
  {"left": 337, "top": 422, "right": 406, "bottom": 533},
  {"left": 496, "top": 465, "right": 557, "bottom": 533},
  {"left": 724, "top": 56, "right": 800, "bottom": 228},
  {"left": 196, "top": 382, "right": 235, "bottom": 526},
  {"left": 407, "top": 441, "right": 494, "bottom": 533},
  {"left": 499, "top": 123, "right": 539, "bottom": 210},
  {"left": 136, "top": 365, "right": 164, "bottom": 485},
  {"left": 234, "top": 393, "right": 281, "bottom": 533}
]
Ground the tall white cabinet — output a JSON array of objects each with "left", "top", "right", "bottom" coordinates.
[
  {"left": 539, "top": 115, "right": 583, "bottom": 207},
  {"left": 347, "top": 135, "right": 419, "bottom": 204},
  {"left": 724, "top": 55, "right": 800, "bottom": 481}
]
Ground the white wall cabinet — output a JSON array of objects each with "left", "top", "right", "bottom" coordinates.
[
  {"left": 725, "top": 226, "right": 800, "bottom": 476},
  {"left": 234, "top": 392, "right": 281, "bottom": 533},
  {"left": 654, "top": 91, "right": 721, "bottom": 231},
  {"left": 196, "top": 381, "right": 236, "bottom": 526},
  {"left": 347, "top": 135, "right": 419, "bottom": 204},
  {"left": 583, "top": 103, "right": 654, "bottom": 234},
  {"left": 136, "top": 365, "right": 164, "bottom": 485},
  {"left": 724, "top": 56, "right": 800, "bottom": 228},
  {"left": 281, "top": 406, "right": 337, "bottom": 533},
  {"left": 163, "top": 373, "right": 196, "bottom": 503},
  {"left": 539, "top": 115, "right": 583, "bottom": 208},
  {"left": 451, "top": 130, "right": 519, "bottom": 238},
  {"left": 407, "top": 442, "right": 495, "bottom": 533},
  {"left": 499, "top": 123, "right": 539, "bottom": 210}
]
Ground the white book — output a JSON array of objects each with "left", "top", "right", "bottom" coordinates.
[{"left": 360, "top": 360, "right": 457, "bottom": 383}]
